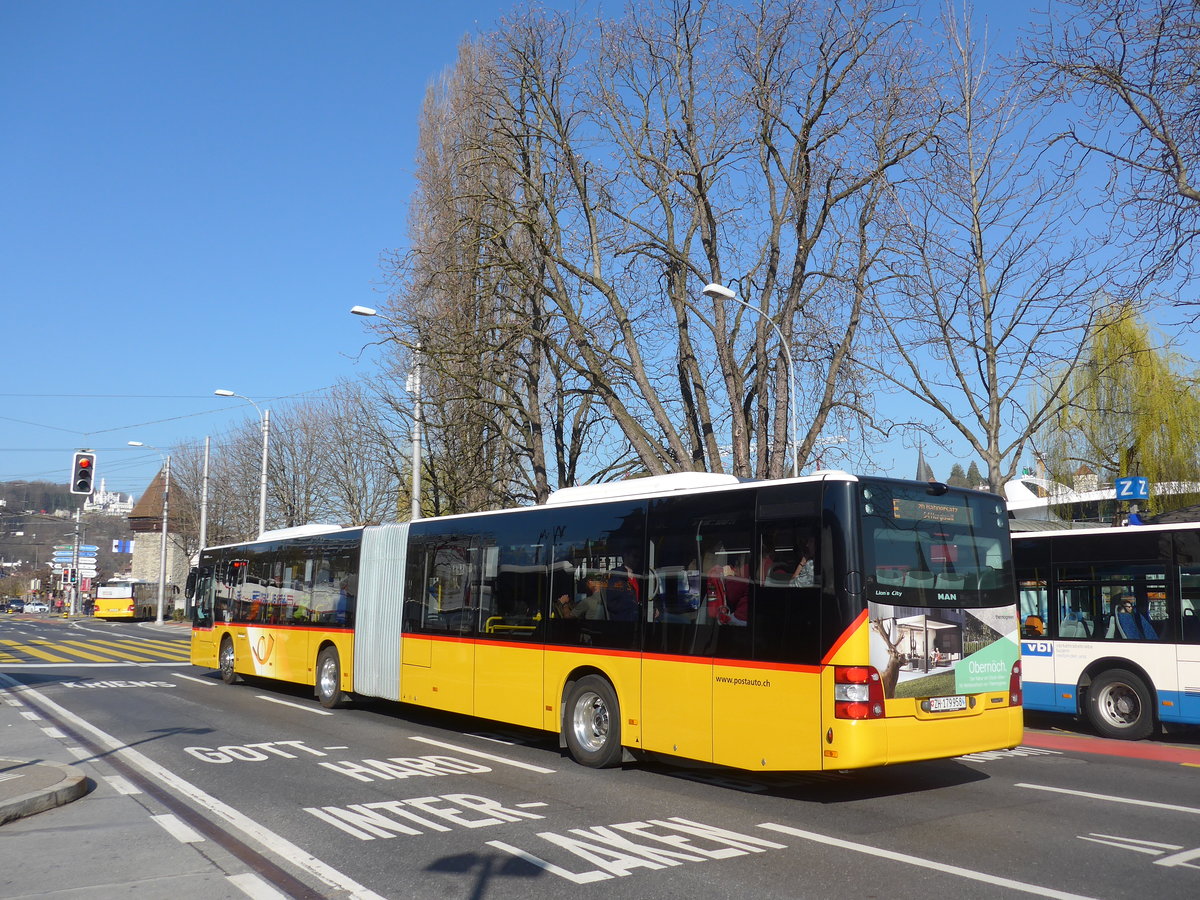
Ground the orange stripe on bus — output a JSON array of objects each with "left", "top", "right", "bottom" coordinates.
[{"left": 820, "top": 608, "right": 868, "bottom": 666}]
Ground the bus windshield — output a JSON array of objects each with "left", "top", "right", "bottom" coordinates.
[{"left": 859, "top": 479, "right": 1012, "bottom": 608}]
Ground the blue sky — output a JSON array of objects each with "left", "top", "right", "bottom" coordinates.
[
  {"left": 1, "top": 1, "right": 1181, "bottom": 500},
  {"left": 2, "top": 0, "right": 510, "bottom": 496}
]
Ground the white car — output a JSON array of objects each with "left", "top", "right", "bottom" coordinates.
[{"left": 23, "top": 601, "right": 49, "bottom": 613}]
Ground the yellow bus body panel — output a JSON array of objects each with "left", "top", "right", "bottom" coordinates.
[
  {"left": 640, "top": 657, "right": 712, "bottom": 762},
  {"left": 819, "top": 687, "right": 1023, "bottom": 769},
  {"left": 712, "top": 664, "right": 823, "bottom": 770},
  {"left": 93, "top": 602, "right": 135, "bottom": 620},
  {"left": 816, "top": 615, "right": 1024, "bottom": 769},
  {"left": 192, "top": 614, "right": 1021, "bottom": 772},
  {"left": 190, "top": 624, "right": 354, "bottom": 694},
  {"left": 474, "top": 640, "right": 543, "bottom": 730},
  {"left": 191, "top": 627, "right": 218, "bottom": 668},
  {"left": 414, "top": 636, "right": 474, "bottom": 715}
]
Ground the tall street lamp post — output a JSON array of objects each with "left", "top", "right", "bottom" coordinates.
[
  {"left": 703, "top": 283, "right": 799, "bottom": 478},
  {"left": 214, "top": 389, "right": 270, "bottom": 537},
  {"left": 128, "top": 441, "right": 169, "bottom": 625},
  {"left": 351, "top": 305, "right": 423, "bottom": 520}
]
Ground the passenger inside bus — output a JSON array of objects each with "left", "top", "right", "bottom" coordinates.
[
  {"left": 1110, "top": 597, "right": 1158, "bottom": 641},
  {"left": 705, "top": 551, "right": 750, "bottom": 625}
]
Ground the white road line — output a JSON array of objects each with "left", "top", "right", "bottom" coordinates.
[
  {"left": 1, "top": 661, "right": 178, "bottom": 668},
  {"left": 0, "top": 673, "right": 385, "bottom": 900},
  {"left": 20, "top": 710, "right": 40, "bottom": 720},
  {"left": 758, "top": 823, "right": 1100, "bottom": 900},
  {"left": 486, "top": 840, "right": 610, "bottom": 884},
  {"left": 66, "top": 746, "right": 90, "bottom": 760},
  {"left": 152, "top": 813, "right": 205, "bottom": 843},
  {"left": 1015, "top": 782, "right": 1200, "bottom": 815},
  {"left": 254, "top": 694, "right": 334, "bottom": 716},
  {"left": 407, "top": 736, "right": 557, "bottom": 773},
  {"left": 470, "top": 733, "right": 518, "bottom": 745},
  {"left": 41, "top": 726, "right": 66, "bottom": 739},
  {"left": 104, "top": 775, "right": 141, "bottom": 795},
  {"left": 228, "top": 872, "right": 291, "bottom": 899},
  {"left": 1077, "top": 833, "right": 1179, "bottom": 854},
  {"left": 173, "top": 671, "right": 218, "bottom": 685}
]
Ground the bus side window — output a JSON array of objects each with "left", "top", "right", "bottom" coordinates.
[
  {"left": 1183, "top": 601, "right": 1200, "bottom": 643},
  {"left": 1019, "top": 580, "right": 1048, "bottom": 637},
  {"left": 1181, "top": 568, "right": 1200, "bottom": 643}
]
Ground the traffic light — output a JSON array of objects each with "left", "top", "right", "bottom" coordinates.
[
  {"left": 70, "top": 452, "right": 96, "bottom": 495},
  {"left": 62, "top": 567, "right": 76, "bottom": 584}
]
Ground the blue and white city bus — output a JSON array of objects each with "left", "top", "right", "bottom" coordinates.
[{"left": 1014, "top": 523, "right": 1200, "bottom": 739}]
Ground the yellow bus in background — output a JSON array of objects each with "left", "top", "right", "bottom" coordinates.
[
  {"left": 94, "top": 580, "right": 156, "bottom": 620},
  {"left": 188, "top": 472, "right": 1023, "bottom": 771}
]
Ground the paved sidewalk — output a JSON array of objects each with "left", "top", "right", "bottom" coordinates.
[
  {"left": 0, "top": 620, "right": 269, "bottom": 898},
  {"left": 0, "top": 756, "right": 87, "bottom": 826},
  {"left": 0, "top": 617, "right": 189, "bottom": 824}
]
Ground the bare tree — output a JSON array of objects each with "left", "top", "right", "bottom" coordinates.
[
  {"left": 310, "top": 383, "right": 400, "bottom": 525},
  {"left": 870, "top": 9, "right": 1127, "bottom": 491},
  {"left": 383, "top": 0, "right": 936, "bottom": 499},
  {"left": 1024, "top": 0, "right": 1200, "bottom": 292},
  {"left": 380, "top": 33, "right": 632, "bottom": 511}
]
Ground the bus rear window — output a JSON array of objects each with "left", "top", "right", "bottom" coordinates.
[{"left": 860, "top": 480, "right": 1011, "bottom": 607}]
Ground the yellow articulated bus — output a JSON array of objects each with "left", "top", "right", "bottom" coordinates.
[
  {"left": 94, "top": 580, "right": 157, "bottom": 620},
  {"left": 188, "top": 472, "right": 1023, "bottom": 771}
]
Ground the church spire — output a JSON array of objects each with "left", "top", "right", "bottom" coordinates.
[{"left": 915, "top": 442, "right": 936, "bottom": 482}]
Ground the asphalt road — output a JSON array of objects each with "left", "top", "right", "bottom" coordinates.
[{"left": 2, "top": 614, "right": 1199, "bottom": 900}]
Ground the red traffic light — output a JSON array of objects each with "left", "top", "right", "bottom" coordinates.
[{"left": 70, "top": 452, "right": 97, "bottom": 495}]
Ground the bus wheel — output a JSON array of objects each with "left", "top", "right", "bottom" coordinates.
[
  {"left": 564, "top": 675, "right": 622, "bottom": 768},
  {"left": 316, "top": 647, "right": 344, "bottom": 709},
  {"left": 1086, "top": 669, "right": 1154, "bottom": 740},
  {"left": 219, "top": 637, "right": 238, "bottom": 685}
]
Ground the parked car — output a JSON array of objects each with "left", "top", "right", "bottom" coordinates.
[{"left": 23, "top": 601, "right": 49, "bottom": 613}]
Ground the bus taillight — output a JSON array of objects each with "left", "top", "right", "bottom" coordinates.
[
  {"left": 834, "top": 666, "right": 885, "bottom": 719},
  {"left": 127, "top": 604, "right": 135, "bottom": 613},
  {"left": 1010, "top": 660, "right": 1022, "bottom": 706}
]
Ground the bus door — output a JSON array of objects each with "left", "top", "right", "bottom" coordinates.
[
  {"left": 410, "top": 537, "right": 477, "bottom": 716},
  {"left": 1177, "top": 567, "right": 1200, "bottom": 722},
  {"left": 188, "top": 563, "right": 219, "bottom": 667},
  {"left": 643, "top": 496, "right": 755, "bottom": 763},
  {"left": 475, "top": 547, "right": 547, "bottom": 730},
  {"left": 641, "top": 557, "right": 714, "bottom": 761}
]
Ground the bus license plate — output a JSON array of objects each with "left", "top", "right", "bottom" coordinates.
[{"left": 929, "top": 695, "right": 967, "bottom": 712}]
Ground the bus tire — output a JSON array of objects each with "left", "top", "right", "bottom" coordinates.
[
  {"left": 1086, "top": 668, "right": 1154, "bottom": 740},
  {"left": 563, "top": 675, "right": 622, "bottom": 768},
  {"left": 316, "top": 647, "right": 345, "bottom": 709},
  {"left": 219, "top": 637, "right": 239, "bottom": 685}
]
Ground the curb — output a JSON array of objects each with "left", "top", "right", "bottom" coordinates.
[{"left": 0, "top": 758, "right": 89, "bottom": 826}]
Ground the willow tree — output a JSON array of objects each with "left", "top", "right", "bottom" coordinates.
[{"left": 1039, "top": 304, "right": 1200, "bottom": 511}]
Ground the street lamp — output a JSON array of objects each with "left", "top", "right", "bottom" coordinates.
[
  {"left": 214, "top": 389, "right": 270, "bottom": 537},
  {"left": 351, "top": 305, "right": 423, "bottom": 520},
  {"left": 128, "top": 441, "right": 169, "bottom": 625},
  {"left": 703, "top": 282, "right": 799, "bottom": 478}
]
